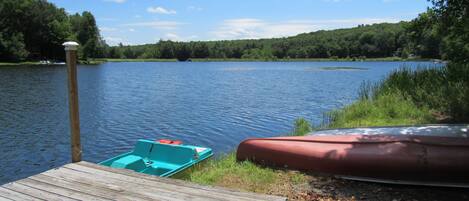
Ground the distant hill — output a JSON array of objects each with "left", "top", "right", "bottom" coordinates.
[{"left": 108, "top": 22, "right": 420, "bottom": 60}]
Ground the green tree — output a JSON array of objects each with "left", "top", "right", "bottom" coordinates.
[
  {"left": 0, "top": 32, "right": 28, "bottom": 61},
  {"left": 0, "top": 0, "right": 105, "bottom": 61},
  {"left": 70, "top": 11, "right": 103, "bottom": 59},
  {"left": 175, "top": 43, "right": 191, "bottom": 61},
  {"left": 405, "top": 10, "right": 442, "bottom": 58},
  {"left": 157, "top": 40, "right": 175, "bottom": 59},
  {"left": 430, "top": 0, "right": 469, "bottom": 62},
  {"left": 191, "top": 42, "right": 209, "bottom": 58},
  {"left": 0, "top": 0, "right": 71, "bottom": 61}
]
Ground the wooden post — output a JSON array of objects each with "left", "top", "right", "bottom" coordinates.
[{"left": 63, "top": 41, "right": 82, "bottom": 163}]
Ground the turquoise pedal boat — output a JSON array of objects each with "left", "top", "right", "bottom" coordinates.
[{"left": 99, "top": 139, "right": 213, "bottom": 177}]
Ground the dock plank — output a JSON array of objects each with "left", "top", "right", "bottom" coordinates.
[
  {"left": 78, "top": 161, "right": 285, "bottom": 201},
  {"left": 0, "top": 195, "right": 13, "bottom": 201},
  {"left": 46, "top": 167, "right": 205, "bottom": 201},
  {"left": 16, "top": 178, "right": 105, "bottom": 201},
  {"left": 0, "top": 161, "right": 286, "bottom": 201},
  {"left": 0, "top": 187, "right": 39, "bottom": 201},
  {"left": 3, "top": 181, "right": 76, "bottom": 201},
  {"left": 66, "top": 163, "right": 267, "bottom": 201},
  {"left": 30, "top": 174, "right": 137, "bottom": 201}
]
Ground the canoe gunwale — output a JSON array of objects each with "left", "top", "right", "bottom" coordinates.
[
  {"left": 311, "top": 124, "right": 469, "bottom": 132},
  {"left": 241, "top": 135, "right": 469, "bottom": 147}
]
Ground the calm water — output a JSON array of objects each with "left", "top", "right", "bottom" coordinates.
[{"left": 0, "top": 61, "right": 438, "bottom": 184}]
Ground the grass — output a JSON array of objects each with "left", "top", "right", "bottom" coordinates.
[
  {"left": 292, "top": 118, "right": 313, "bottom": 136},
  {"left": 78, "top": 59, "right": 107, "bottom": 65},
  {"left": 180, "top": 153, "right": 309, "bottom": 196},
  {"left": 325, "top": 92, "right": 435, "bottom": 128},
  {"left": 324, "top": 62, "right": 469, "bottom": 128},
  {"left": 0, "top": 61, "right": 41, "bottom": 66},
  {"left": 179, "top": 119, "right": 313, "bottom": 198},
  {"left": 361, "top": 63, "right": 469, "bottom": 123},
  {"left": 103, "top": 58, "right": 177, "bottom": 62}
]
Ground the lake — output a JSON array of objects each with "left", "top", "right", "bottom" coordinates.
[{"left": 0, "top": 61, "right": 439, "bottom": 184}]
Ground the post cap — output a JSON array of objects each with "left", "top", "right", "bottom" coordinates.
[{"left": 63, "top": 41, "right": 79, "bottom": 51}]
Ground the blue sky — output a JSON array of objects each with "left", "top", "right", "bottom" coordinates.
[{"left": 49, "top": 0, "right": 431, "bottom": 46}]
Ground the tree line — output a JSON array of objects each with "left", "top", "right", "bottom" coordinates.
[
  {"left": 106, "top": 8, "right": 461, "bottom": 61},
  {"left": 1, "top": 0, "right": 467, "bottom": 62},
  {"left": 109, "top": 23, "right": 411, "bottom": 61},
  {"left": 0, "top": 0, "right": 105, "bottom": 61}
]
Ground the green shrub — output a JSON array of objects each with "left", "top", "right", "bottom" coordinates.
[
  {"left": 292, "top": 118, "right": 312, "bottom": 136},
  {"left": 364, "top": 63, "right": 469, "bottom": 122},
  {"left": 325, "top": 92, "right": 435, "bottom": 128}
]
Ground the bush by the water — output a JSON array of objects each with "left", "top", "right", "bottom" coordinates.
[
  {"left": 326, "top": 92, "right": 435, "bottom": 128},
  {"left": 361, "top": 63, "right": 469, "bottom": 122},
  {"left": 292, "top": 118, "right": 312, "bottom": 136},
  {"left": 323, "top": 62, "right": 469, "bottom": 128}
]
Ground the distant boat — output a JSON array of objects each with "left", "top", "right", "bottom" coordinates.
[
  {"left": 100, "top": 139, "right": 213, "bottom": 177},
  {"left": 39, "top": 60, "right": 66, "bottom": 65},
  {"left": 39, "top": 60, "right": 51, "bottom": 65},
  {"left": 237, "top": 125, "right": 469, "bottom": 188}
]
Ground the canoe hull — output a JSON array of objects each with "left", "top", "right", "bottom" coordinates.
[{"left": 236, "top": 134, "right": 469, "bottom": 187}]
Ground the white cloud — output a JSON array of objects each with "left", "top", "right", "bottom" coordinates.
[
  {"left": 162, "top": 33, "right": 198, "bottom": 41},
  {"left": 122, "top": 20, "right": 183, "bottom": 30},
  {"left": 147, "top": 6, "right": 177, "bottom": 14},
  {"left": 100, "top": 27, "right": 117, "bottom": 32},
  {"left": 104, "top": 37, "right": 124, "bottom": 46},
  {"left": 212, "top": 18, "right": 401, "bottom": 40},
  {"left": 104, "top": 0, "right": 126, "bottom": 3},
  {"left": 128, "top": 28, "right": 135, "bottom": 32},
  {"left": 187, "top": 6, "right": 203, "bottom": 11},
  {"left": 164, "top": 33, "right": 181, "bottom": 41}
]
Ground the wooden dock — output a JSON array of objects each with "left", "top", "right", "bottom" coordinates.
[{"left": 0, "top": 161, "right": 285, "bottom": 201}]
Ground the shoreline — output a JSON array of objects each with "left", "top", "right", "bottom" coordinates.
[
  {"left": 0, "top": 57, "right": 440, "bottom": 66},
  {"left": 180, "top": 63, "right": 468, "bottom": 200},
  {"left": 102, "top": 57, "right": 435, "bottom": 62}
]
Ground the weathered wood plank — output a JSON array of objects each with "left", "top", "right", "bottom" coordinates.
[
  {"left": 56, "top": 166, "right": 216, "bottom": 201},
  {"left": 0, "top": 195, "right": 13, "bottom": 201},
  {"left": 68, "top": 162, "right": 277, "bottom": 201},
  {"left": 3, "top": 181, "right": 76, "bottom": 201},
  {"left": 76, "top": 162, "right": 285, "bottom": 201},
  {"left": 16, "top": 179, "right": 103, "bottom": 201},
  {"left": 30, "top": 174, "right": 134, "bottom": 201},
  {"left": 41, "top": 167, "right": 183, "bottom": 201},
  {"left": 0, "top": 187, "right": 39, "bottom": 201}
]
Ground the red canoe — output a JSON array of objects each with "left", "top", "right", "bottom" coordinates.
[{"left": 237, "top": 133, "right": 469, "bottom": 187}]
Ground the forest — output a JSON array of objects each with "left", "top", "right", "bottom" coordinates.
[
  {"left": 0, "top": 0, "right": 467, "bottom": 62},
  {"left": 0, "top": 0, "right": 105, "bottom": 61}
]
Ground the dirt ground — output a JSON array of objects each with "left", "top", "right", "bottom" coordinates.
[{"left": 281, "top": 174, "right": 469, "bottom": 201}]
